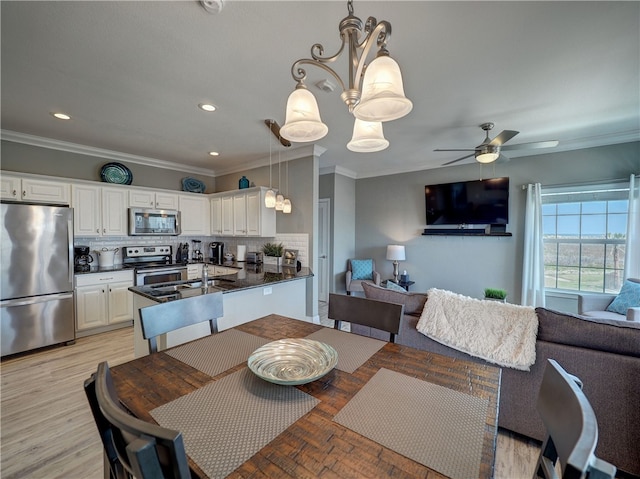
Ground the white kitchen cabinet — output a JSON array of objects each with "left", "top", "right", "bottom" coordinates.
[
  {"left": 187, "top": 264, "right": 203, "bottom": 280},
  {"left": 212, "top": 265, "right": 239, "bottom": 276},
  {"left": 72, "top": 184, "right": 128, "bottom": 236},
  {"left": 179, "top": 194, "right": 211, "bottom": 235},
  {"left": 221, "top": 195, "right": 234, "bottom": 236},
  {"left": 233, "top": 193, "right": 247, "bottom": 235},
  {"left": 210, "top": 196, "right": 222, "bottom": 235},
  {"left": 129, "top": 189, "right": 179, "bottom": 209},
  {"left": 1, "top": 174, "right": 70, "bottom": 204},
  {"left": 75, "top": 270, "right": 133, "bottom": 333}
]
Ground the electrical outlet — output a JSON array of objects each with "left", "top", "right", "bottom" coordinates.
[{"left": 263, "top": 286, "right": 272, "bottom": 296}]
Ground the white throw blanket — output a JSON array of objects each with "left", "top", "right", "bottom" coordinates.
[{"left": 417, "top": 289, "right": 538, "bottom": 371}]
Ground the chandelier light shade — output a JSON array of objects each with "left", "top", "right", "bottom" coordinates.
[
  {"left": 265, "top": 189, "right": 276, "bottom": 208},
  {"left": 353, "top": 55, "right": 412, "bottom": 122},
  {"left": 283, "top": 198, "right": 292, "bottom": 214},
  {"left": 275, "top": 193, "right": 285, "bottom": 211},
  {"left": 347, "top": 119, "right": 389, "bottom": 153},
  {"left": 280, "top": 0, "right": 412, "bottom": 151},
  {"left": 279, "top": 86, "right": 328, "bottom": 142}
]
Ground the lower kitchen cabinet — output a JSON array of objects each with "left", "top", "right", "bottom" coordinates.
[{"left": 75, "top": 270, "right": 133, "bottom": 335}]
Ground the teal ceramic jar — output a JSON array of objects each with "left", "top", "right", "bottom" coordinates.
[{"left": 239, "top": 176, "right": 249, "bottom": 189}]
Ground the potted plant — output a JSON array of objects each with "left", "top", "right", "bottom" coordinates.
[
  {"left": 484, "top": 288, "right": 507, "bottom": 302},
  {"left": 262, "top": 242, "right": 284, "bottom": 266}
]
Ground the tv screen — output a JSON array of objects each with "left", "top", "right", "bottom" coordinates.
[{"left": 425, "top": 177, "right": 509, "bottom": 225}]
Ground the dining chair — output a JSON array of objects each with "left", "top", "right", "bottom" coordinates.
[
  {"left": 139, "top": 291, "right": 224, "bottom": 354},
  {"left": 533, "top": 359, "right": 616, "bottom": 479},
  {"left": 328, "top": 293, "right": 404, "bottom": 342},
  {"left": 90, "top": 361, "right": 192, "bottom": 479}
]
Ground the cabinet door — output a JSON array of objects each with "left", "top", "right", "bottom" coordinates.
[
  {"left": 179, "top": 195, "right": 211, "bottom": 235},
  {"left": 0, "top": 176, "right": 21, "bottom": 200},
  {"left": 76, "top": 285, "right": 108, "bottom": 330},
  {"left": 211, "top": 196, "right": 222, "bottom": 235},
  {"left": 187, "top": 264, "right": 202, "bottom": 280},
  {"left": 129, "top": 189, "right": 155, "bottom": 208},
  {"left": 221, "top": 195, "right": 234, "bottom": 236},
  {"left": 245, "top": 190, "right": 261, "bottom": 236},
  {"left": 72, "top": 185, "right": 101, "bottom": 236},
  {"left": 155, "top": 192, "right": 179, "bottom": 210},
  {"left": 233, "top": 193, "right": 247, "bottom": 236},
  {"left": 22, "top": 178, "right": 70, "bottom": 204},
  {"left": 107, "top": 281, "right": 133, "bottom": 323},
  {"left": 101, "top": 187, "right": 128, "bottom": 236}
]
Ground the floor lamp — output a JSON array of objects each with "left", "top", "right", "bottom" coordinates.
[{"left": 386, "top": 245, "right": 406, "bottom": 283}]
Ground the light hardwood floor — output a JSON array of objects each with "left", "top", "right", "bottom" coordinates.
[{"left": 1, "top": 321, "right": 541, "bottom": 479}]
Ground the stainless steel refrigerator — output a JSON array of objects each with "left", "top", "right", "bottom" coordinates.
[{"left": 1, "top": 202, "right": 75, "bottom": 356}]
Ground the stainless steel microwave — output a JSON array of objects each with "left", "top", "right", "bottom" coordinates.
[{"left": 128, "top": 208, "right": 181, "bottom": 236}]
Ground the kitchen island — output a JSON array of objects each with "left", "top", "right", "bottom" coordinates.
[{"left": 129, "top": 263, "right": 313, "bottom": 357}]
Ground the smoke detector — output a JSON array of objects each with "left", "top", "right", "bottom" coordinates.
[
  {"left": 315, "top": 79, "right": 336, "bottom": 93},
  {"left": 200, "top": 0, "right": 224, "bottom": 14}
]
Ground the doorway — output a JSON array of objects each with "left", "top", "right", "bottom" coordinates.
[{"left": 318, "top": 198, "right": 330, "bottom": 303}]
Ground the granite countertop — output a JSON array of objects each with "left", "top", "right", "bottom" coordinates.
[{"left": 129, "top": 264, "right": 313, "bottom": 303}]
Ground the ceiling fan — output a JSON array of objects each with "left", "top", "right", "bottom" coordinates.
[{"left": 435, "top": 122, "right": 559, "bottom": 166}]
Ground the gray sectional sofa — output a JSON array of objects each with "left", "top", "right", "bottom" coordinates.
[{"left": 358, "top": 282, "right": 640, "bottom": 477}]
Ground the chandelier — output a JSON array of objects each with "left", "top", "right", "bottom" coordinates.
[{"left": 279, "top": 0, "right": 412, "bottom": 152}]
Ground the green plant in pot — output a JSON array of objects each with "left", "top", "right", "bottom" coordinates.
[
  {"left": 262, "top": 242, "right": 284, "bottom": 257},
  {"left": 484, "top": 288, "right": 507, "bottom": 302}
]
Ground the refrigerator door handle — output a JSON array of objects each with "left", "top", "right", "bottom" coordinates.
[
  {"left": 68, "top": 211, "right": 74, "bottom": 284},
  {"left": 1, "top": 292, "right": 74, "bottom": 308}
]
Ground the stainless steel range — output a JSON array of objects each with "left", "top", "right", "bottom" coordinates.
[{"left": 122, "top": 245, "right": 188, "bottom": 286}]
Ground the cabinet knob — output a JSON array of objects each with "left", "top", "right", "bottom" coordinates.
[
  {"left": 12, "top": 190, "right": 16, "bottom": 196},
  {"left": 103, "top": 228, "right": 106, "bottom": 233},
  {"left": 22, "top": 190, "right": 26, "bottom": 197},
  {"left": 96, "top": 228, "right": 100, "bottom": 233}
]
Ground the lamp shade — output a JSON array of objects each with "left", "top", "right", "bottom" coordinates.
[
  {"left": 354, "top": 55, "right": 413, "bottom": 122},
  {"left": 265, "top": 188, "right": 276, "bottom": 208},
  {"left": 283, "top": 198, "right": 292, "bottom": 214},
  {"left": 476, "top": 151, "right": 499, "bottom": 163},
  {"left": 347, "top": 119, "right": 389, "bottom": 153},
  {"left": 275, "top": 193, "right": 285, "bottom": 211},
  {"left": 386, "top": 244, "right": 406, "bottom": 261},
  {"left": 280, "top": 86, "right": 329, "bottom": 142}
]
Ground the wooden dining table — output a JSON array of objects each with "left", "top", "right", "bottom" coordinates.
[{"left": 110, "top": 314, "right": 501, "bottom": 479}]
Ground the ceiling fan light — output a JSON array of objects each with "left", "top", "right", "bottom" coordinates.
[
  {"left": 265, "top": 188, "right": 277, "bottom": 208},
  {"left": 347, "top": 119, "right": 389, "bottom": 152},
  {"left": 354, "top": 55, "right": 413, "bottom": 122},
  {"left": 476, "top": 151, "right": 499, "bottom": 163},
  {"left": 280, "top": 85, "right": 328, "bottom": 142},
  {"left": 283, "top": 198, "right": 292, "bottom": 214}
]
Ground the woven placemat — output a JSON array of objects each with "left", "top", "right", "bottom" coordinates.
[
  {"left": 305, "top": 327, "right": 386, "bottom": 373},
  {"left": 334, "top": 368, "right": 489, "bottom": 479},
  {"left": 151, "top": 368, "right": 319, "bottom": 479},
  {"left": 165, "top": 329, "right": 270, "bottom": 377}
]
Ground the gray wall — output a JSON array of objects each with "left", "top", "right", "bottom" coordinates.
[
  {"left": 1, "top": 140, "right": 216, "bottom": 192},
  {"left": 353, "top": 142, "right": 639, "bottom": 303}
]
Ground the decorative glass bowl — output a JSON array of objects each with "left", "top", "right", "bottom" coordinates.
[{"left": 248, "top": 338, "right": 338, "bottom": 385}]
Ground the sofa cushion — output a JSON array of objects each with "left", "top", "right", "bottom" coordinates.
[
  {"left": 606, "top": 279, "right": 640, "bottom": 315},
  {"left": 350, "top": 259, "right": 373, "bottom": 280},
  {"left": 535, "top": 307, "right": 640, "bottom": 358},
  {"left": 362, "top": 282, "right": 427, "bottom": 316},
  {"left": 386, "top": 281, "right": 407, "bottom": 292}
]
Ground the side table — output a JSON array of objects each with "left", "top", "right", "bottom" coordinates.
[{"left": 382, "top": 280, "right": 416, "bottom": 291}]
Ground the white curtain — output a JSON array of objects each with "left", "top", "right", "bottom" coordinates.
[
  {"left": 624, "top": 174, "right": 640, "bottom": 279},
  {"left": 521, "top": 183, "right": 545, "bottom": 307}
]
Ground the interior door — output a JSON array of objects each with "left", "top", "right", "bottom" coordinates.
[{"left": 318, "top": 199, "right": 330, "bottom": 303}]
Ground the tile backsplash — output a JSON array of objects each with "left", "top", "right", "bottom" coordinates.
[{"left": 75, "top": 233, "right": 309, "bottom": 267}]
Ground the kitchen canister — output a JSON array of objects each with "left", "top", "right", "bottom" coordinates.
[
  {"left": 237, "top": 245, "right": 246, "bottom": 262},
  {"left": 97, "top": 247, "right": 119, "bottom": 268},
  {"left": 239, "top": 176, "right": 250, "bottom": 189}
]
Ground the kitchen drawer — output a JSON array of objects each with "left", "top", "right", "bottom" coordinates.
[{"left": 75, "top": 270, "right": 133, "bottom": 287}]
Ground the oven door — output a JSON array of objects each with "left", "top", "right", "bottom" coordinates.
[{"left": 136, "top": 267, "right": 187, "bottom": 286}]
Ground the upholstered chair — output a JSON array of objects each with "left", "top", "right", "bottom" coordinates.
[
  {"left": 578, "top": 278, "right": 640, "bottom": 322},
  {"left": 345, "top": 259, "right": 381, "bottom": 295}
]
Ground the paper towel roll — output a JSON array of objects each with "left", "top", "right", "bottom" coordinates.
[{"left": 237, "top": 245, "right": 246, "bottom": 262}]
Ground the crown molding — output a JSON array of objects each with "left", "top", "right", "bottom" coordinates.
[
  {"left": 319, "top": 165, "right": 357, "bottom": 179},
  {"left": 1, "top": 130, "right": 217, "bottom": 177},
  {"left": 210, "top": 145, "right": 327, "bottom": 177}
]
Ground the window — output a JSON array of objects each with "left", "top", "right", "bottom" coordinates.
[{"left": 542, "top": 183, "right": 629, "bottom": 293}]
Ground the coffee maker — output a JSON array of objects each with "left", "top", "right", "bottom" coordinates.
[
  {"left": 74, "top": 245, "right": 93, "bottom": 272},
  {"left": 210, "top": 242, "right": 224, "bottom": 264}
]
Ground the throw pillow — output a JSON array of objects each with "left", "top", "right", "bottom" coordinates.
[
  {"left": 386, "top": 281, "right": 407, "bottom": 292},
  {"left": 350, "top": 259, "right": 373, "bottom": 280},
  {"left": 362, "top": 282, "right": 428, "bottom": 316},
  {"left": 607, "top": 280, "right": 640, "bottom": 315}
]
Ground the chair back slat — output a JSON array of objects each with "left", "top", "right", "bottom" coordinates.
[
  {"left": 534, "top": 359, "right": 616, "bottom": 479},
  {"left": 140, "top": 292, "right": 223, "bottom": 353},
  {"left": 328, "top": 293, "right": 403, "bottom": 342}
]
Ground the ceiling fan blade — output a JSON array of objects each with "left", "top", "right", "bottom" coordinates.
[
  {"left": 443, "top": 153, "right": 475, "bottom": 166},
  {"left": 495, "top": 153, "right": 510, "bottom": 164},
  {"left": 434, "top": 148, "right": 476, "bottom": 152},
  {"left": 489, "top": 130, "right": 519, "bottom": 146},
  {"left": 501, "top": 140, "right": 559, "bottom": 151}
]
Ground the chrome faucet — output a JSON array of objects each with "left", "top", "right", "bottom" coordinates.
[{"left": 202, "top": 264, "right": 209, "bottom": 285}]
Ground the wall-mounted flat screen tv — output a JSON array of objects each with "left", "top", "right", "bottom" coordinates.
[{"left": 425, "top": 177, "right": 509, "bottom": 225}]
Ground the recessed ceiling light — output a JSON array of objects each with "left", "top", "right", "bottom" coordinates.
[
  {"left": 199, "top": 103, "right": 216, "bottom": 112},
  {"left": 51, "top": 112, "right": 71, "bottom": 120},
  {"left": 209, "top": 151, "right": 219, "bottom": 156}
]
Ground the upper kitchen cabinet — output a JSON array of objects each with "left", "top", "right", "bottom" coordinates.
[
  {"left": 211, "top": 187, "right": 275, "bottom": 237},
  {"left": 0, "top": 174, "right": 70, "bottom": 204},
  {"left": 129, "top": 189, "right": 179, "bottom": 210},
  {"left": 72, "top": 184, "right": 128, "bottom": 236},
  {"left": 179, "top": 194, "right": 210, "bottom": 236}
]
